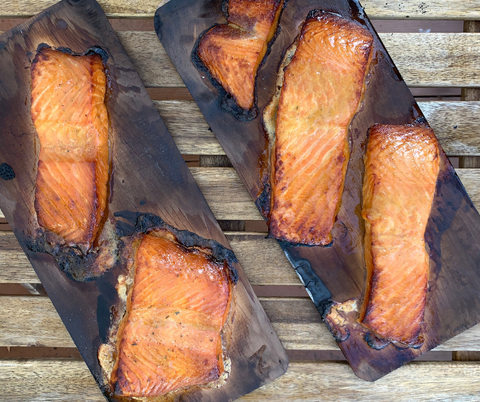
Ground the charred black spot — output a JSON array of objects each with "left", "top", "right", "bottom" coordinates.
[
  {"left": 255, "top": 183, "right": 271, "bottom": 221},
  {"left": 364, "top": 332, "right": 390, "bottom": 350},
  {"left": 36, "top": 43, "right": 51, "bottom": 53},
  {"left": 0, "top": 163, "right": 15, "bottom": 180}
]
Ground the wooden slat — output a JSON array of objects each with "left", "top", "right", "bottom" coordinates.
[
  {"left": 0, "top": 167, "right": 479, "bottom": 222},
  {"left": 155, "top": 100, "right": 480, "bottom": 156},
  {"left": 0, "top": 100, "right": 477, "bottom": 159},
  {"left": 154, "top": 101, "right": 223, "bottom": 155},
  {"left": 0, "top": 231, "right": 298, "bottom": 285},
  {"left": 419, "top": 101, "right": 480, "bottom": 156},
  {"left": 114, "top": 32, "right": 480, "bottom": 88},
  {"left": 2, "top": 359, "right": 480, "bottom": 401},
  {"left": 3, "top": 32, "right": 478, "bottom": 88},
  {"left": 0, "top": 0, "right": 479, "bottom": 19},
  {"left": 2, "top": 296, "right": 480, "bottom": 352}
]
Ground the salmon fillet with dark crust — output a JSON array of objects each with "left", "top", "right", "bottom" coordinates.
[
  {"left": 360, "top": 124, "right": 440, "bottom": 346},
  {"left": 269, "top": 12, "right": 374, "bottom": 246},
  {"left": 31, "top": 47, "right": 109, "bottom": 251},
  {"left": 197, "top": 0, "right": 283, "bottom": 110},
  {"left": 113, "top": 230, "right": 234, "bottom": 397}
]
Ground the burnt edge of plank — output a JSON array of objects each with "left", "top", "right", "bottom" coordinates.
[{"left": 116, "top": 211, "right": 238, "bottom": 284}]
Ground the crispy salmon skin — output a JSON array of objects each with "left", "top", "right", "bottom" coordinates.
[
  {"left": 31, "top": 47, "right": 109, "bottom": 251},
  {"left": 269, "top": 11, "right": 373, "bottom": 246},
  {"left": 109, "top": 229, "right": 235, "bottom": 397},
  {"left": 197, "top": 0, "right": 283, "bottom": 111},
  {"left": 360, "top": 124, "right": 440, "bottom": 346}
]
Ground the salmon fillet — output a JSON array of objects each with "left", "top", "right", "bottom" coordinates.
[
  {"left": 269, "top": 12, "right": 374, "bottom": 245},
  {"left": 31, "top": 47, "right": 109, "bottom": 251},
  {"left": 197, "top": 0, "right": 283, "bottom": 110},
  {"left": 114, "top": 231, "right": 234, "bottom": 397},
  {"left": 360, "top": 124, "right": 440, "bottom": 346}
]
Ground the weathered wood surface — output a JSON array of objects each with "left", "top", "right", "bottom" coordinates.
[
  {"left": 2, "top": 167, "right": 478, "bottom": 221},
  {"left": 3, "top": 296, "right": 480, "bottom": 352},
  {"left": 1, "top": 0, "right": 479, "bottom": 19},
  {"left": 158, "top": 100, "right": 480, "bottom": 156},
  {"left": 0, "top": 99, "right": 477, "bottom": 159},
  {"left": 115, "top": 32, "right": 480, "bottom": 88},
  {"left": 2, "top": 359, "right": 480, "bottom": 401},
  {"left": 3, "top": 31, "right": 472, "bottom": 88},
  {"left": 0, "top": 231, "right": 298, "bottom": 285}
]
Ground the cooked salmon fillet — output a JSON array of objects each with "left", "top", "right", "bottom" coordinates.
[
  {"left": 360, "top": 124, "right": 440, "bottom": 346},
  {"left": 31, "top": 47, "right": 109, "bottom": 251},
  {"left": 114, "top": 231, "right": 233, "bottom": 397},
  {"left": 269, "top": 12, "right": 374, "bottom": 245},
  {"left": 197, "top": 0, "right": 283, "bottom": 110}
]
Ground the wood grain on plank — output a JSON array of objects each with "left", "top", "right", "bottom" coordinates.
[
  {"left": 0, "top": 0, "right": 479, "bottom": 19},
  {"left": 0, "top": 168, "right": 479, "bottom": 222},
  {"left": 2, "top": 360, "right": 480, "bottom": 401},
  {"left": 114, "top": 32, "right": 480, "bottom": 88},
  {"left": 2, "top": 296, "right": 480, "bottom": 352}
]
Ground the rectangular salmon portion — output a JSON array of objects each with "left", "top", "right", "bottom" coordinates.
[
  {"left": 270, "top": 12, "right": 373, "bottom": 245},
  {"left": 31, "top": 47, "right": 109, "bottom": 251},
  {"left": 197, "top": 0, "right": 283, "bottom": 110},
  {"left": 114, "top": 231, "right": 234, "bottom": 397},
  {"left": 360, "top": 124, "right": 440, "bottom": 346}
]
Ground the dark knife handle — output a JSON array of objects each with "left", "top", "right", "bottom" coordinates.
[{"left": 282, "top": 250, "right": 333, "bottom": 318}]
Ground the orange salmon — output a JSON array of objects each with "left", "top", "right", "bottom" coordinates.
[
  {"left": 198, "top": 0, "right": 283, "bottom": 110},
  {"left": 360, "top": 124, "right": 440, "bottom": 346},
  {"left": 113, "top": 230, "right": 234, "bottom": 397},
  {"left": 269, "top": 12, "right": 373, "bottom": 245},
  {"left": 31, "top": 47, "right": 109, "bottom": 251}
]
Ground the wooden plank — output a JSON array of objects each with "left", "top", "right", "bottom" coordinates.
[
  {"left": 2, "top": 360, "right": 480, "bottom": 401},
  {"left": 0, "top": 167, "right": 479, "bottom": 223},
  {"left": 2, "top": 296, "right": 480, "bottom": 352},
  {"left": 0, "top": 3, "right": 289, "bottom": 400},
  {"left": 114, "top": 32, "right": 480, "bottom": 88},
  {"left": 0, "top": 0, "right": 479, "bottom": 19}
]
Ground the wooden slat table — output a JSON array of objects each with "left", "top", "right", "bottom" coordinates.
[{"left": 1, "top": 0, "right": 480, "bottom": 400}]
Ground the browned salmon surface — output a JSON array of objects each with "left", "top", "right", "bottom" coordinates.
[
  {"left": 198, "top": 0, "right": 283, "bottom": 110},
  {"left": 360, "top": 124, "right": 440, "bottom": 346},
  {"left": 270, "top": 12, "right": 373, "bottom": 245},
  {"left": 31, "top": 48, "right": 109, "bottom": 251},
  {"left": 114, "top": 231, "right": 233, "bottom": 397}
]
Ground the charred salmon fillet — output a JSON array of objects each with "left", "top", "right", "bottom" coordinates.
[
  {"left": 197, "top": 0, "right": 283, "bottom": 110},
  {"left": 360, "top": 124, "right": 440, "bottom": 346},
  {"left": 269, "top": 12, "right": 373, "bottom": 245},
  {"left": 31, "top": 47, "right": 109, "bottom": 251},
  {"left": 113, "top": 230, "right": 234, "bottom": 397}
]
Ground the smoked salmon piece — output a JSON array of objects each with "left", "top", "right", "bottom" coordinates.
[
  {"left": 197, "top": 0, "right": 283, "bottom": 110},
  {"left": 113, "top": 230, "right": 234, "bottom": 397},
  {"left": 31, "top": 47, "right": 109, "bottom": 251},
  {"left": 269, "top": 12, "right": 373, "bottom": 245},
  {"left": 360, "top": 124, "right": 440, "bottom": 346}
]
